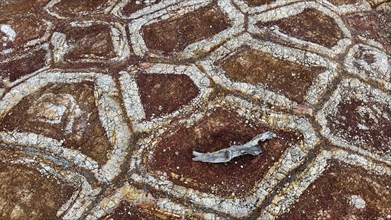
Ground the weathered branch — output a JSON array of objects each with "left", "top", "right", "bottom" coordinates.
[{"left": 192, "top": 131, "right": 277, "bottom": 163}]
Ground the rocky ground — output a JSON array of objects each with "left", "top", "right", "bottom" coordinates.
[{"left": 0, "top": 0, "right": 390, "bottom": 219}]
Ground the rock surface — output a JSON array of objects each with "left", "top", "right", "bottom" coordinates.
[{"left": 0, "top": 0, "right": 390, "bottom": 219}]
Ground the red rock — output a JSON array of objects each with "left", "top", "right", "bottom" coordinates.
[
  {"left": 0, "top": 82, "right": 113, "bottom": 165},
  {"left": 0, "top": 162, "right": 76, "bottom": 220},
  {"left": 135, "top": 73, "right": 199, "bottom": 119},
  {"left": 220, "top": 47, "right": 325, "bottom": 103},
  {"left": 148, "top": 108, "right": 301, "bottom": 197},
  {"left": 257, "top": 8, "right": 344, "bottom": 48},
  {"left": 278, "top": 159, "right": 391, "bottom": 219},
  {"left": 142, "top": 4, "right": 230, "bottom": 54}
]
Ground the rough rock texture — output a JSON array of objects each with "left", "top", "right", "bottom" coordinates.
[
  {"left": 277, "top": 159, "right": 391, "bottom": 220},
  {"left": 0, "top": 162, "right": 75, "bottom": 220},
  {"left": 0, "top": 0, "right": 390, "bottom": 219}
]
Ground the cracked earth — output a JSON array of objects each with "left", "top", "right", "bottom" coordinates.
[{"left": 0, "top": 0, "right": 390, "bottom": 219}]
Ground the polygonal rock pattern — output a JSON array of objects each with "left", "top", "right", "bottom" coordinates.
[
  {"left": 148, "top": 108, "right": 301, "bottom": 197},
  {"left": 258, "top": 8, "right": 344, "bottom": 48},
  {"left": 0, "top": 81, "right": 112, "bottom": 165},
  {"left": 220, "top": 47, "right": 325, "bottom": 103},
  {"left": 0, "top": 48, "right": 49, "bottom": 91},
  {"left": 0, "top": 162, "right": 76, "bottom": 220},
  {"left": 0, "top": 1, "right": 52, "bottom": 96},
  {"left": 50, "top": 21, "right": 129, "bottom": 64},
  {"left": 0, "top": 16, "right": 50, "bottom": 54},
  {"left": 317, "top": 78, "right": 391, "bottom": 163},
  {"left": 344, "top": 44, "right": 391, "bottom": 89},
  {"left": 141, "top": 4, "right": 230, "bottom": 54},
  {"left": 0, "top": 148, "right": 99, "bottom": 220},
  {"left": 128, "top": 0, "right": 244, "bottom": 59},
  {"left": 130, "top": 96, "right": 318, "bottom": 217},
  {"left": 0, "top": 71, "right": 131, "bottom": 183},
  {"left": 346, "top": 8, "right": 391, "bottom": 53},
  {"left": 55, "top": 24, "right": 115, "bottom": 61},
  {"left": 1, "top": 0, "right": 391, "bottom": 219},
  {"left": 277, "top": 160, "right": 390, "bottom": 219},
  {"left": 0, "top": 0, "right": 52, "bottom": 59},
  {"left": 118, "top": 64, "right": 211, "bottom": 131},
  {"left": 86, "top": 183, "right": 220, "bottom": 219},
  {"left": 248, "top": 2, "right": 352, "bottom": 57},
  {"left": 135, "top": 73, "right": 199, "bottom": 119},
  {"left": 200, "top": 33, "right": 337, "bottom": 110},
  {"left": 261, "top": 148, "right": 391, "bottom": 219}
]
